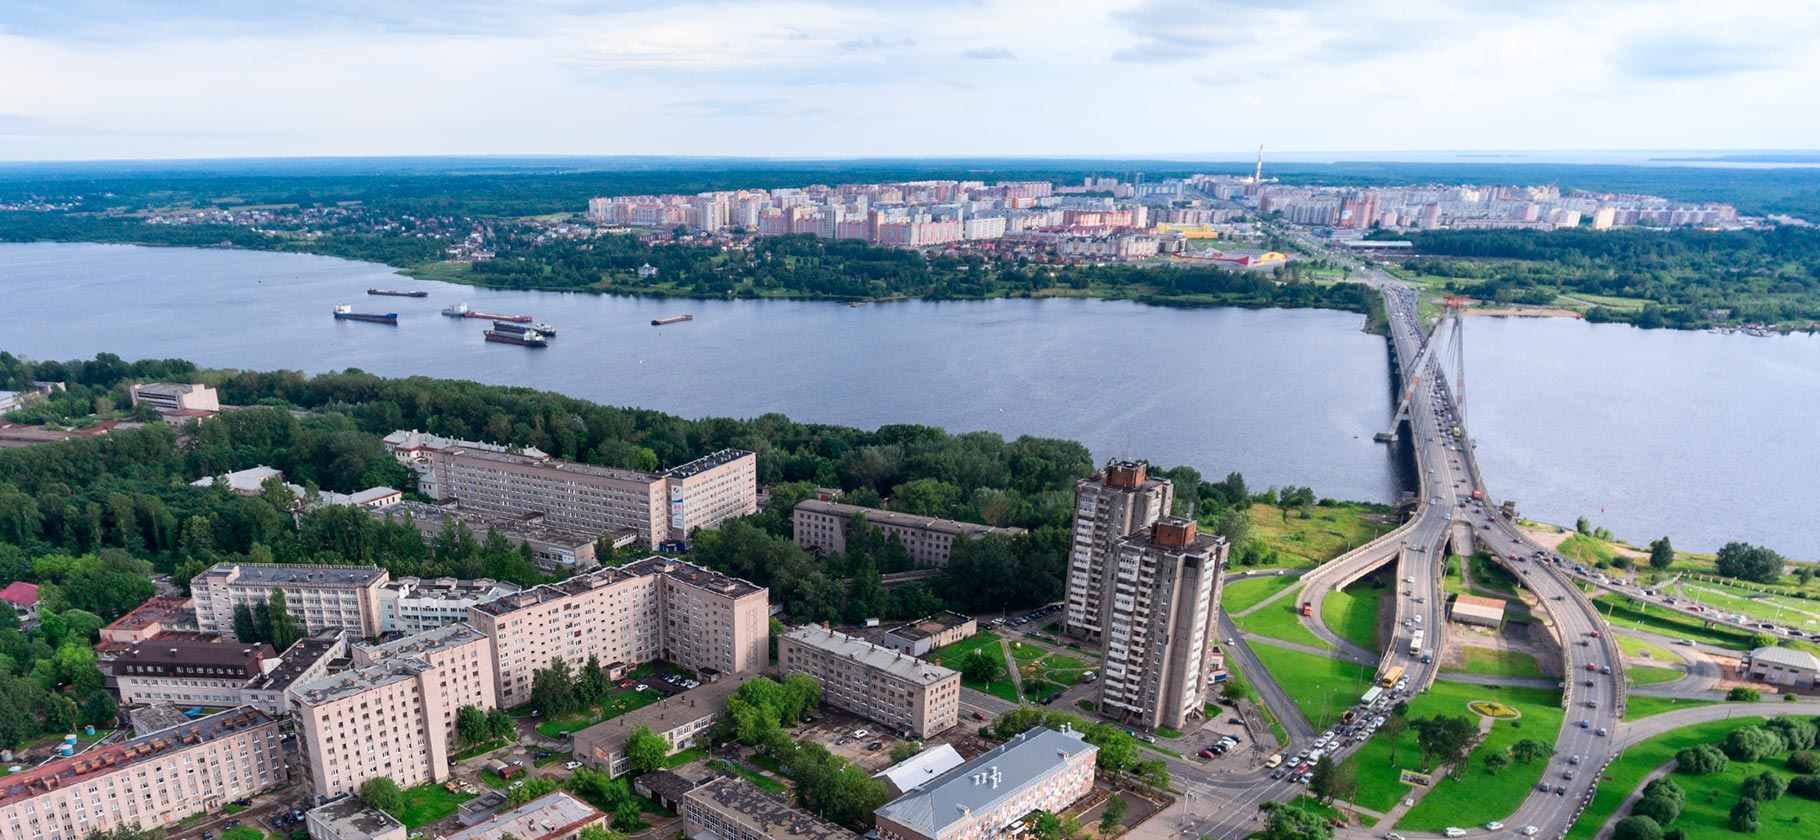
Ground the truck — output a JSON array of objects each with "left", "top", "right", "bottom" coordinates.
[
  {"left": 1301, "top": 601, "right": 1314, "bottom": 616},
  {"left": 1471, "top": 489, "right": 1483, "bottom": 501},
  {"left": 1409, "top": 629, "right": 1425, "bottom": 656},
  {"left": 1378, "top": 665, "right": 1405, "bottom": 688}
]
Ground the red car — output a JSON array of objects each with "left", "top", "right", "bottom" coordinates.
[
  {"left": 1198, "top": 750, "right": 1216, "bottom": 760},
  {"left": 971, "top": 711, "right": 988, "bottom": 722},
  {"left": 1586, "top": 663, "right": 1597, "bottom": 671}
]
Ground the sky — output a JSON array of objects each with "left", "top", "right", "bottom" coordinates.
[{"left": 0, "top": 0, "right": 1816, "bottom": 161}]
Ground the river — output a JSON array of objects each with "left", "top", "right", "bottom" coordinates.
[{"left": 4, "top": 242, "right": 1815, "bottom": 558}]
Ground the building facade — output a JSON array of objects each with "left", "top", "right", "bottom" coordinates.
[
  {"left": 128, "top": 383, "right": 220, "bottom": 415},
  {"left": 467, "top": 558, "right": 767, "bottom": 708},
  {"left": 682, "top": 777, "right": 857, "bottom": 840},
  {"left": 571, "top": 679, "right": 740, "bottom": 778},
  {"left": 777, "top": 626, "right": 960, "bottom": 738},
  {"left": 376, "top": 576, "right": 521, "bottom": 635},
  {"left": 874, "top": 727, "right": 1097, "bottom": 840},
  {"left": 1063, "top": 461, "right": 1174, "bottom": 643},
  {"left": 191, "top": 563, "right": 389, "bottom": 640},
  {"left": 372, "top": 502, "right": 606, "bottom": 572},
  {"left": 288, "top": 624, "right": 497, "bottom": 797},
  {"left": 791, "top": 501, "right": 1025, "bottom": 568},
  {"left": 111, "top": 639, "right": 277, "bottom": 707},
  {"left": 0, "top": 708, "right": 282, "bottom": 840},
  {"left": 1096, "top": 519, "right": 1227, "bottom": 730}
]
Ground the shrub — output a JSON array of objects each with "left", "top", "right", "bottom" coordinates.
[
  {"left": 1788, "top": 774, "right": 1820, "bottom": 800},
  {"left": 1729, "top": 798, "right": 1761, "bottom": 833},
  {"left": 1675, "top": 744, "right": 1728, "bottom": 775},
  {"left": 1790, "top": 750, "right": 1820, "bottom": 774},
  {"left": 1741, "top": 771, "right": 1788, "bottom": 802},
  {"left": 1721, "top": 726, "right": 1786, "bottom": 762},
  {"left": 1769, "top": 716, "right": 1819, "bottom": 751},
  {"left": 1612, "top": 816, "right": 1662, "bottom": 840},
  {"left": 1728, "top": 686, "right": 1763, "bottom": 702}
]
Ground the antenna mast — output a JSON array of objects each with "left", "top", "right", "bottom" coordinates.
[{"left": 1254, "top": 145, "right": 1264, "bottom": 184}]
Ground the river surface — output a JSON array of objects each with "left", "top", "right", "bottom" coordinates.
[{"left": 4, "top": 242, "right": 1816, "bottom": 558}]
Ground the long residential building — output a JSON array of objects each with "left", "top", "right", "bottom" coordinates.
[
  {"left": 1096, "top": 518, "right": 1227, "bottom": 730},
  {"left": 1063, "top": 461, "right": 1173, "bottom": 643},
  {"left": 682, "top": 777, "right": 857, "bottom": 840},
  {"left": 571, "top": 678, "right": 742, "bottom": 778},
  {"left": 467, "top": 557, "right": 768, "bottom": 708},
  {"left": 777, "top": 625, "right": 960, "bottom": 738},
  {"left": 376, "top": 576, "right": 521, "bottom": 635},
  {"left": 791, "top": 501, "right": 1024, "bottom": 568},
  {"left": 112, "top": 639, "right": 277, "bottom": 708},
  {"left": 402, "top": 434, "right": 758, "bottom": 548},
  {"left": 874, "top": 727, "right": 1098, "bottom": 840},
  {"left": 192, "top": 563, "right": 389, "bottom": 640},
  {"left": 372, "top": 501, "right": 610, "bottom": 572},
  {"left": 288, "top": 623, "right": 497, "bottom": 798},
  {"left": 0, "top": 707, "right": 282, "bottom": 840}
]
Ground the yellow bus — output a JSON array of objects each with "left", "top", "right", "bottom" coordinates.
[{"left": 1377, "top": 665, "right": 1405, "bottom": 688}]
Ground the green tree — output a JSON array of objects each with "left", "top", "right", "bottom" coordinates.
[
  {"left": 1613, "top": 816, "right": 1663, "bottom": 840},
  {"left": 456, "top": 705, "right": 490, "bottom": 747},
  {"left": 1729, "top": 798, "right": 1760, "bottom": 832},
  {"left": 1510, "top": 738, "right": 1554, "bottom": 764},
  {"left": 1412, "top": 714, "right": 1479, "bottom": 772},
  {"left": 487, "top": 707, "right": 517, "bottom": 741},
  {"left": 613, "top": 799, "right": 646, "bottom": 832},
  {"left": 1721, "top": 726, "right": 1785, "bottom": 762},
  {"left": 1648, "top": 537, "right": 1674, "bottom": 570},
  {"left": 267, "top": 590, "right": 301, "bottom": 651},
  {"left": 1032, "top": 812, "right": 1063, "bottom": 840},
  {"left": 1741, "top": 771, "right": 1787, "bottom": 802},
  {"left": 1483, "top": 751, "right": 1510, "bottom": 775},
  {"left": 1100, "top": 795, "right": 1129, "bottom": 833},
  {"left": 530, "top": 657, "right": 578, "bottom": 717},
  {"left": 1633, "top": 778, "right": 1684, "bottom": 826},
  {"left": 961, "top": 649, "right": 1005, "bottom": 683},
  {"left": 358, "top": 777, "right": 406, "bottom": 817},
  {"left": 889, "top": 741, "right": 924, "bottom": 763},
  {"left": 1380, "top": 715, "right": 1410, "bottom": 765},
  {"left": 1257, "top": 800, "right": 1332, "bottom": 840},
  {"left": 1714, "top": 542, "right": 1785, "bottom": 584},
  {"left": 1730, "top": 686, "right": 1763, "bottom": 702},
  {"left": 625, "top": 725, "right": 670, "bottom": 775},
  {"left": 1309, "top": 755, "right": 1354, "bottom": 803},
  {"left": 508, "top": 777, "right": 559, "bottom": 806},
  {"left": 1789, "top": 750, "right": 1820, "bottom": 774},
  {"left": 1674, "top": 744, "right": 1728, "bottom": 775}
]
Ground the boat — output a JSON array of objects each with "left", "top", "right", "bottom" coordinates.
[
  {"left": 492, "top": 321, "right": 558, "bottom": 336},
  {"left": 848, "top": 301, "right": 868, "bottom": 308},
  {"left": 443, "top": 302, "right": 534, "bottom": 323},
  {"left": 485, "top": 329, "right": 548, "bottom": 347},
  {"left": 651, "top": 314, "right": 693, "bottom": 326},
  {"left": 331, "top": 305, "right": 398, "bottom": 324},
  {"left": 442, "top": 302, "right": 471, "bottom": 316},
  {"left": 367, "top": 288, "right": 428, "bottom": 298}
]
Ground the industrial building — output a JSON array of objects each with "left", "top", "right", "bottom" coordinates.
[
  {"left": 1449, "top": 594, "right": 1507, "bottom": 628},
  {"left": 129, "top": 382, "right": 220, "bottom": 416},
  {"left": 1743, "top": 646, "right": 1819, "bottom": 688}
]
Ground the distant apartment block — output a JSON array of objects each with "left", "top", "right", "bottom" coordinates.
[
  {"left": 372, "top": 501, "right": 610, "bottom": 572},
  {"left": 289, "top": 623, "right": 497, "bottom": 797},
  {"left": 777, "top": 625, "right": 961, "bottom": 738},
  {"left": 467, "top": 558, "right": 768, "bottom": 708},
  {"left": 393, "top": 430, "right": 756, "bottom": 548},
  {"left": 191, "top": 563, "right": 389, "bottom": 640},
  {"left": 792, "top": 500, "right": 1024, "bottom": 568},
  {"left": 112, "top": 639, "right": 277, "bottom": 707},
  {"left": 572, "top": 678, "right": 741, "bottom": 777},
  {"left": 377, "top": 575, "right": 521, "bottom": 635},
  {"left": 382, "top": 430, "right": 549, "bottom": 500},
  {"left": 0, "top": 708, "right": 282, "bottom": 840},
  {"left": 682, "top": 777, "right": 857, "bottom": 840},
  {"left": 1097, "top": 518, "right": 1227, "bottom": 730},
  {"left": 129, "top": 382, "right": 220, "bottom": 416},
  {"left": 1063, "top": 461, "right": 1173, "bottom": 643},
  {"left": 874, "top": 726, "right": 1098, "bottom": 840},
  {"left": 879, "top": 611, "right": 977, "bottom": 657}
]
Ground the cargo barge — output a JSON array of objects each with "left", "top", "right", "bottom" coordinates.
[
  {"left": 331, "top": 305, "right": 398, "bottom": 324},
  {"left": 443, "top": 302, "right": 533, "bottom": 323},
  {"left": 492, "top": 320, "right": 558, "bottom": 336},
  {"left": 368, "top": 288, "right": 429, "bottom": 298},
  {"left": 485, "top": 329, "right": 549, "bottom": 347},
  {"left": 651, "top": 314, "right": 693, "bottom": 326}
]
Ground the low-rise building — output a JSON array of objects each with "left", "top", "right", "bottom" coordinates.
[
  {"left": 0, "top": 582, "right": 39, "bottom": 621},
  {"left": 1449, "top": 594, "right": 1506, "bottom": 628},
  {"left": 99, "top": 596, "right": 198, "bottom": 644},
  {"left": 682, "top": 777, "right": 858, "bottom": 840},
  {"left": 439, "top": 792, "right": 605, "bottom": 840},
  {"left": 308, "top": 795, "right": 408, "bottom": 840},
  {"left": 241, "top": 631, "right": 349, "bottom": 716},
  {"left": 377, "top": 576, "right": 521, "bottom": 635},
  {"left": 193, "top": 468, "right": 398, "bottom": 510},
  {"left": 1743, "top": 646, "right": 1819, "bottom": 688},
  {"left": 880, "top": 612, "right": 977, "bottom": 657},
  {"left": 0, "top": 707, "right": 282, "bottom": 839},
  {"left": 777, "top": 625, "right": 961, "bottom": 738},
  {"left": 127, "top": 703, "right": 200, "bottom": 737},
  {"left": 191, "top": 466, "right": 286, "bottom": 496},
  {"left": 633, "top": 771, "right": 711, "bottom": 812},
  {"left": 792, "top": 501, "right": 1024, "bottom": 568},
  {"left": 874, "top": 727, "right": 1098, "bottom": 840},
  {"left": 571, "top": 678, "right": 741, "bottom": 777},
  {"left": 873, "top": 743, "right": 966, "bottom": 798},
  {"left": 129, "top": 382, "right": 220, "bottom": 416},
  {"left": 192, "top": 563, "right": 389, "bottom": 640},
  {"left": 112, "top": 639, "right": 278, "bottom": 707},
  {"left": 373, "top": 502, "right": 607, "bottom": 572}
]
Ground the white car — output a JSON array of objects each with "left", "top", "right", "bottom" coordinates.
[
  {"left": 851, "top": 729, "right": 869, "bottom": 738},
  {"left": 1443, "top": 830, "right": 1466, "bottom": 839},
  {"left": 565, "top": 761, "right": 582, "bottom": 770},
  {"left": 1521, "top": 828, "right": 1539, "bottom": 837},
  {"left": 1485, "top": 822, "right": 1504, "bottom": 831}
]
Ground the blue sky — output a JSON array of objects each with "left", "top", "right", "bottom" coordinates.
[{"left": 0, "top": 0, "right": 1813, "bottom": 160}]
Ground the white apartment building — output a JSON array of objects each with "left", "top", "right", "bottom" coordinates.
[
  {"left": 191, "top": 563, "right": 389, "bottom": 640},
  {"left": 376, "top": 576, "right": 520, "bottom": 635},
  {"left": 1063, "top": 461, "right": 1173, "bottom": 643}
]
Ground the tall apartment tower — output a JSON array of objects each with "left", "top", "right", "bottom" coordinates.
[
  {"left": 1063, "top": 460, "right": 1174, "bottom": 643},
  {"left": 1098, "top": 517, "right": 1227, "bottom": 730}
]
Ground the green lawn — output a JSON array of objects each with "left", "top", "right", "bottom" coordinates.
[
  {"left": 1593, "top": 596, "right": 1757, "bottom": 650},
  {"left": 665, "top": 747, "right": 707, "bottom": 768},
  {"left": 1626, "top": 665, "right": 1685, "bottom": 686},
  {"left": 1623, "top": 696, "right": 1716, "bottom": 721},
  {"left": 535, "top": 687, "right": 662, "bottom": 738},
  {"left": 1223, "top": 574, "right": 1300, "bottom": 614},
  {"left": 1564, "top": 717, "right": 1770, "bottom": 840},
  {"left": 1614, "top": 633, "right": 1678, "bottom": 663},
  {"left": 1248, "top": 645, "right": 1373, "bottom": 730},
  {"left": 1556, "top": 533, "right": 1622, "bottom": 565},
  {"left": 1466, "top": 554, "right": 1523, "bottom": 597},
  {"left": 1676, "top": 581, "right": 1820, "bottom": 627},
  {"left": 1322, "top": 580, "right": 1386, "bottom": 652},
  {"left": 1244, "top": 501, "right": 1397, "bottom": 569},
  {"left": 930, "top": 632, "right": 1019, "bottom": 703},
  {"left": 397, "top": 783, "right": 477, "bottom": 829},
  {"left": 1442, "top": 647, "right": 1546, "bottom": 680},
  {"left": 1394, "top": 684, "right": 1567, "bottom": 832},
  {"left": 1233, "top": 585, "right": 1337, "bottom": 651}
]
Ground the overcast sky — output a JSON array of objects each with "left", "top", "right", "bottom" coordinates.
[{"left": 0, "top": 0, "right": 1815, "bottom": 161}]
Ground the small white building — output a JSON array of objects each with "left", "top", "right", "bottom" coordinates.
[
  {"left": 873, "top": 743, "right": 966, "bottom": 798},
  {"left": 1743, "top": 646, "right": 1819, "bottom": 688}
]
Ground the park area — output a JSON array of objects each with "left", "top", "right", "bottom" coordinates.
[
  {"left": 1233, "top": 585, "right": 1336, "bottom": 651},
  {"left": 1012, "top": 641, "right": 1092, "bottom": 703},
  {"left": 1564, "top": 716, "right": 1795, "bottom": 840},
  {"left": 930, "top": 631, "right": 1018, "bottom": 703},
  {"left": 1248, "top": 645, "right": 1372, "bottom": 729},
  {"left": 1244, "top": 502, "right": 1397, "bottom": 569}
]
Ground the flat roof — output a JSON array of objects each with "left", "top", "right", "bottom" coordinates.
[
  {"left": 1453, "top": 594, "right": 1507, "bottom": 610},
  {"left": 355, "top": 622, "right": 486, "bottom": 661},
  {"left": 474, "top": 558, "right": 762, "bottom": 617},
  {"left": 248, "top": 632, "right": 346, "bottom": 693},
  {"left": 381, "top": 575, "right": 521, "bottom": 601},
  {"left": 439, "top": 791, "right": 602, "bottom": 840},
  {"left": 575, "top": 677, "right": 744, "bottom": 751},
  {"left": 782, "top": 625, "right": 959, "bottom": 686},
  {"left": 198, "top": 562, "right": 387, "bottom": 588},
  {"left": 794, "top": 501, "right": 1023, "bottom": 540},
  {"left": 874, "top": 727, "right": 1096, "bottom": 840},
  {"left": 885, "top": 612, "right": 975, "bottom": 643},
  {"left": 0, "top": 707, "right": 273, "bottom": 807},
  {"left": 684, "top": 776, "right": 857, "bottom": 840},
  {"left": 311, "top": 795, "right": 406, "bottom": 839},
  {"left": 662, "top": 448, "right": 754, "bottom": 479},
  {"left": 103, "top": 596, "right": 196, "bottom": 634},
  {"left": 374, "top": 502, "right": 601, "bottom": 549},
  {"left": 874, "top": 744, "right": 966, "bottom": 792},
  {"left": 444, "top": 446, "right": 657, "bottom": 483}
]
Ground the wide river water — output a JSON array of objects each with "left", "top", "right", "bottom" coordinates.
[{"left": 4, "top": 242, "right": 1816, "bottom": 559}]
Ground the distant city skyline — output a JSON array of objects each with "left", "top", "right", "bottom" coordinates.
[{"left": 0, "top": 0, "right": 1815, "bottom": 161}]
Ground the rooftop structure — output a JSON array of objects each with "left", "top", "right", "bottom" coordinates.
[
  {"left": 438, "top": 791, "right": 605, "bottom": 840},
  {"left": 682, "top": 776, "right": 859, "bottom": 840},
  {"left": 192, "top": 465, "right": 285, "bottom": 495},
  {"left": 126, "top": 702, "right": 200, "bottom": 737},
  {"left": 242, "top": 631, "right": 349, "bottom": 715},
  {"left": 376, "top": 573, "right": 522, "bottom": 634},
  {"left": 880, "top": 612, "right": 977, "bottom": 657},
  {"left": 308, "top": 794, "right": 408, "bottom": 840},
  {"left": 99, "top": 596, "right": 198, "bottom": 644},
  {"left": 874, "top": 727, "right": 1098, "bottom": 840},
  {"left": 873, "top": 744, "right": 967, "bottom": 798},
  {"left": 778, "top": 625, "right": 960, "bottom": 737},
  {"left": 792, "top": 500, "right": 1024, "bottom": 568}
]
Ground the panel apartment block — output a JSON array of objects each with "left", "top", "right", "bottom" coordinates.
[
  {"left": 424, "top": 442, "right": 757, "bottom": 549},
  {"left": 791, "top": 501, "right": 1025, "bottom": 568},
  {"left": 874, "top": 727, "right": 1097, "bottom": 840},
  {"left": 0, "top": 708, "right": 282, "bottom": 840},
  {"left": 777, "top": 626, "right": 960, "bottom": 738},
  {"left": 467, "top": 558, "right": 768, "bottom": 708},
  {"left": 1097, "top": 518, "right": 1227, "bottom": 731},
  {"left": 1063, "top": 461, "right": 1173, "bottom": 643},
  {"left": 191, "top": 563, "right": 388, "bottom": 640},
  {"left": 289, "top": 623, "right": 497, "bottom": 798}
]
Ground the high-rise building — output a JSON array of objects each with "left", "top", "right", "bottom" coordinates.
[
  {"left": 465, "top": 558, "right": 768, "bottom": 708},
  {"left": 1063, "top": 461, "right": 1173, "bottom": 643},
  {"left": 191, "top": 563, "right": 389, "bottom": 640},
  {"left": 1096, "top": 518, "right": 1227, "bottom": 730}
]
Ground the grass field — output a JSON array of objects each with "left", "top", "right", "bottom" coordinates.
[
  {"left": 1245, "top": 502, "right": 1397, "bottom": 569},
  {"left": 1564, "top": 717, "right": 1770, "bottom": 840},
  {"left": 535, "top": 687, "right": 662, "bottom": 738},
  {"left": 1395, "top": 684, "right": 1567, "bottom": 832},
  {"left": 1626, "top": 665, "right": 1686, "bottom": 686},
  {"left": 1466, "top": 554, "right": 1523, "bottom": 597},
  {"left": 1323, "top": 580, "right": 1387, "bottom": 651},
  {"left": 930, "top": 632, "right": 1019, "bottom": 702},
  {"left": 1233, "top": 586, "right": 1337, "bottom": 651},
  {"left": 397, "top": 783, "right": 477, "bottom": 828},
  {"left": 1442, "top": 647, "right": 1546, "bottom": 680},
  {"left": 1675, "top": 580, "right": 1820, "bottom": 627},
  {"left": 1223, "top": 574, "right": 1300, "bottom": 613},
  {"left": 1248, "top": 645, "right": 1373, "bottom": 730},
  {"left": 1615, "top": 633, "right": 1679, "bottom": 663},
  {"left": 1556, "top": 533, "right": 1622, "bottom": 565},
  {"left": 1623, "top": 696, "right": 1716, "bottom": 721}
]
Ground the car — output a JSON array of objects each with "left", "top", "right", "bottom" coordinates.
[
  {"left": 634, "top": 684, "right": 649, "bottom": 692},
  {"left": 1270, "top": 768, "right": 1287, "bottom": 780},
  {"left": 535, "top": 751, "right": 553, "bottom": 759},
  {"left": 1587, "top": 700, "right": 1599, "bottom": 708},
  {"left": 971, "top": 711, "right": 988, "bottom": 722},
  {"left": 1228, "top": 717, "right": 1244, "bottom": 725},
  {"left": 1298, "top": 773, "right": 1314, "bottom": 784},
  {"left": 1601, "top": 665, "right": 1613, "bottom": 674},
  {"left": 1579, "top": 720, "right": 1591, "bottom": 729},
  {"left": 1382, "top": 833, "right": 1405, "bottom": 840},
  {"left": 835, "top": 736, "right": 850, "bottom": 745},
  {"left": 1586, "top": 663, "right": 1597, "bottom": 672},
  {"left": 1675, "top": 638, "right": 1695, "bottom": 646},
  {"left": 225, "top": 821, "right": 240, "bottom": 830},
  {"left": 1583, "top": 679, "right": 1596, "bottom": 687},
  {"left": 1590, "top": 631, "right": 1600, "bottom": 638},
  {"left": 202, "top": 833, "right": 213, "bottom": 840},
  {"left": 851, "top": 729, "right": 869, "bottom": 738},
  {"left": 1568, "top": 755, "right": 1581, "bottom": 765},
  {"left": 1199, "top": 750, "right": 1216, "bottom": 760},
  {"left": 1521, "top": 827, "right": 1539, "bottom": 836},
  {"left": 509, "top": 780, "right": 524, "bottom": 789},
  {"left": 1537, "top": 782, "right": 1552, "bottom": 792},
  {"left": 1562, "top": 770, "right": 1576, "bottom": 780},
  {"left": 1597, "top": 727, "right": 1609, "bottom": 737},
  {"left": 565, "top": 761, "right": 583, "bottom": 770},
  {"left": 1486, "top": 823, "right": 1504, "bottom": 831},
  {"left": 1555, "top": 786, "right": 1567, "bottom": 796},
  {"left": 867, "top": 742, "right": 884, "bottom": 751},
  {"left": 1444, "top": 829, "right": 1467, "bottom": 838}
]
